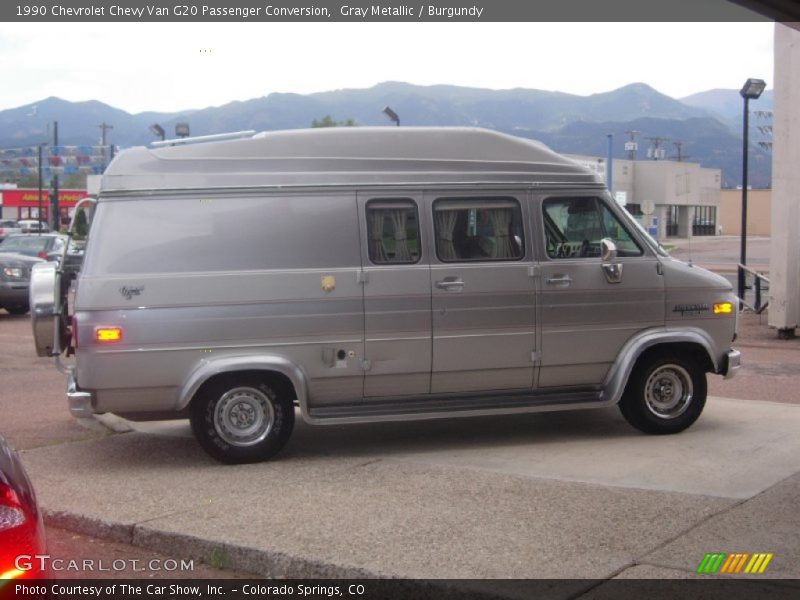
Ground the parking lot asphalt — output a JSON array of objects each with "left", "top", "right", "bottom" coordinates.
[{"left": 2, "top": 267, "right": 800, "bottom": 590}]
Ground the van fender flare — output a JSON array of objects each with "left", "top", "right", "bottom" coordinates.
[
  {"left": 603, "top": 327, "right": 719, "bottom": 406},
  {"left": 176, "top": 355, "right": 308, "bottom": 413}
]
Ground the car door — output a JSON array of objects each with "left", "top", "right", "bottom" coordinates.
[
  {"left": 537, "top": 194, "right": 665, "bottom": 388},
  {"left": 427, "top": 192, "right": 536, "bottom": 394},
  {"left": 358, "top": 194, "right": 432, "bottom": 397}
]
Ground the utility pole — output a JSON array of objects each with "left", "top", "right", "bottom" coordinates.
[
  {"left": 672, "top": 141, "right": 690, "bottom": 162},
  {"left": 646, "top": 136, "right": 669, "bottom": 160},
  {"left": 624, "top": 130, "right": 639, "bottom": 160},
  {"left": 51, "top": 121, "right": 59, "bottom": 231},
  {"left": 99, "top": 122, "right": 114, "bottom": 169}
]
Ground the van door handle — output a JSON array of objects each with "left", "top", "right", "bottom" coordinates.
[
  {"left": 435, "top": 278, "right": 465, "bottom": 291},
  {"left": 545, "top": 275, "right": 572, "bottom": 286}
]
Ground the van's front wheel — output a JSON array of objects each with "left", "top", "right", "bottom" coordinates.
[
  {"left": 190, "top": 375, "right": 295, "bottom": 464},
  {"left": 619, "top": 354, "right": 706, "bottom": 434}
]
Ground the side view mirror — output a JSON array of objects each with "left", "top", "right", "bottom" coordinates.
[
  {"left": 600, "top": 238, "right": 618, "bottom": 263},
  {"left": 600, "top": 238, "right": 623, "bottom": 284},
  {"left": 46, "top": 251, "right": 61, "bottom": 262}
]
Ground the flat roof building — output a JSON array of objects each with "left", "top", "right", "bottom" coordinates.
[{"left": 567, "top": 154, "right": 722, "bottom": 240}]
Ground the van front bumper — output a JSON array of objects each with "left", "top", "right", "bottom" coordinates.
[
  {"left": 67, "top": 370, "right": 95, "bottom": 417},
  {"left": 723, "top": 349, "right": 741, "bottom": 380}
]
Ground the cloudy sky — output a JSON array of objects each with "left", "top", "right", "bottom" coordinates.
[{"left": 0, "top": 22, "right": 775, "bottom": 113}]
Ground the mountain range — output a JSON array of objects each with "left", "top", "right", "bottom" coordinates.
[{"left": 0, "top": 81, "right": 773, "bottom": 188}]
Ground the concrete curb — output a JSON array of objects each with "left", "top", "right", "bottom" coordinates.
[
  {"left": 42, "top": 508, "right": 384, "bottom": 579},
  {"left": 44, "top": 509, "right": 135, "bottom": 545},
  {"left": 41, "top": 509, "right": 553, "bottom": 599}
]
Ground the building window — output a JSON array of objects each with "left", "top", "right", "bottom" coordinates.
[
  {"left": 366, "top": 199, "right": 421, "bottom": 264},
  {"left": 692, "top": 205, "right": 717, "bottom": 236},
  {"left": 666, "top": 206, "right": 680, "bottom": 237},
  {"left": 433, "top": 197, "right": 524, "bottom": 262}
]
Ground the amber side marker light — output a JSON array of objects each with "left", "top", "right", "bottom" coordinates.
[
  {"left": 713, "top": 302, "right": 733, "bottom": 315},
  {"left": 95, "top": 327, "right": 123, "bottom": 343}
]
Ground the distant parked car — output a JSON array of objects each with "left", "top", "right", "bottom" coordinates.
[
  {"left": 0, "top": 234, "right": 66, "bottom": 260},
  {"left": 0, "top": 252, "right": 43, "bottom": 315},
  {"left": 0, "top": 433, "right": 47, "bottom": 581},
  {"left": 17, "top": 220, "right": 50, "bottom": 234},
  {"left": 0, "top": 220, "right": 22, "bottom": 242},
  {"left": 0, "top": 235, "right": 84, "bottom": 314}
]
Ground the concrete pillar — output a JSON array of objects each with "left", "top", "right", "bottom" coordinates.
[
  {"left": 769, "top": 24, "right": 800, "bottom": 336},
  {"left": 678, "top": 206, "right": 693, "bottom": 238},
  {"left": 655, "top": 205, "right": 668, "bottom": 240}
]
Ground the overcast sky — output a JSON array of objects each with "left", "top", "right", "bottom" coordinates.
[{"left": 0, "top": 22, "right": 774, "bottom": 113}]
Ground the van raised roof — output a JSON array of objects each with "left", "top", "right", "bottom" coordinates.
[{"left": 101, "top": 126, "right": 602, "bottom": 193}]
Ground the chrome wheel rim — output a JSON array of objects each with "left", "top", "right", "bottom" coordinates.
[
  {"left": 214, "top": 387, "right": 274, "bottom": 447},
  {"left": 644, "top": 365, "right": 693, "bottom": 419}
]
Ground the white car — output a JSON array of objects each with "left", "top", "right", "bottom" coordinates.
[
  {"left": 18, "top": 219, "right": 51, "bottom": 234},
  {"left": 0, "top": 219, "right": 22, "bottom": 241}
]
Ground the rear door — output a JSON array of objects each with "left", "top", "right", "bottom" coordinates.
[
  {"left": 537, "top": 194, "right": 665, "bottom": 388},
  {"left": 427, "top": 192, "right": 536, "bottom": 394}
]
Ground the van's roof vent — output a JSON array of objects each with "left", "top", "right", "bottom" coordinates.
[{"left": 150, "top": 130, "right": 257, "bottom": 148}]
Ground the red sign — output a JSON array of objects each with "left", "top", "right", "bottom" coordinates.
[{"left": 1, "top": 189, "right": 87, "bottom": 208}]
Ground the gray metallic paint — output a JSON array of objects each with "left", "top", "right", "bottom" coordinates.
[{"left": 62, "top": 127, "right": 738, "bottom": 427}]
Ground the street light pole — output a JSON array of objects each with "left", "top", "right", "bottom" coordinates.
[
  {"left": 37, "top": 143, "right": 43, "bottom": 235},
  {"left": 738, "top": 94, "right": 750, "bottom": 302},
  {"left": 51, "top": 121, "right": 59, "bottom": 232},
  {"left": 738, "top": 78, "right": 766, "bottom": 303},
  {"left": 382, "top": 106, "right": 400, "bottom": 127}
]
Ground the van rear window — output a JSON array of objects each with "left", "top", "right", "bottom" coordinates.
[
  {"left": 82, "top": 195, "right": 361, "bottom": 275},
  {"left": 366, "top": 199, "right": 421, "bottom": 264}
]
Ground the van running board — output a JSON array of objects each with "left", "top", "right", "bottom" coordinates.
[{"left": 307, "top": 388, "right": 605, "bottom": 422}]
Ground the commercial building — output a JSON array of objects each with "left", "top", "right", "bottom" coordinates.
[
  {"left": 718, "top": 189, "right": 772, "bottom": 237},
  {"left": 0, "top": 187, "right": 88, "bottom": 229},
  {"left": 567, "top": 154, "right": 722, "bottom": 241}
]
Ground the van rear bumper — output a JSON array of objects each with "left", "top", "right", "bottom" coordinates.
[
  {"left": 723, "top": 349, "right": 741, "bottom": 379},
  {"left": 67, "top": 370, "right": 95, "bottom": 417}
]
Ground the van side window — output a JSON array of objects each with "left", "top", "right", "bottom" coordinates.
[
  {"left": 366, "top": 199, "right": 421, "bottom": 264},
  {"left": 433, "top": 197, "right": 524, "bottom": 262},
  {"left": 543, "top": 197, "right": 643, "bottom": 259}
]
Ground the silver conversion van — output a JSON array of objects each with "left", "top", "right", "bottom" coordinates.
[{"left": 31, "top": 127, "right": 740, "bottom": 463}]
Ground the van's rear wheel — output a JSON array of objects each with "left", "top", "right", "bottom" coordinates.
[
  {"left": 619, "top": 353, "right": 706, "bottom": 434},
  {"left": 190, "top": 375, "right": 294, "bottom": 464}
]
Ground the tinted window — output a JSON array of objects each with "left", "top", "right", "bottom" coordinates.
[
  {"left": 433, "top": 197, "right": 524, "bottom": 262},
  {"left": 82, "top": 195, "right": 361, "bottom": 275},
  {"left": 366, "top": 199, "right": 421, "bottom": 264},
  {"left": 543, "top": 197, "right": 642, "bottom": 259}
]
